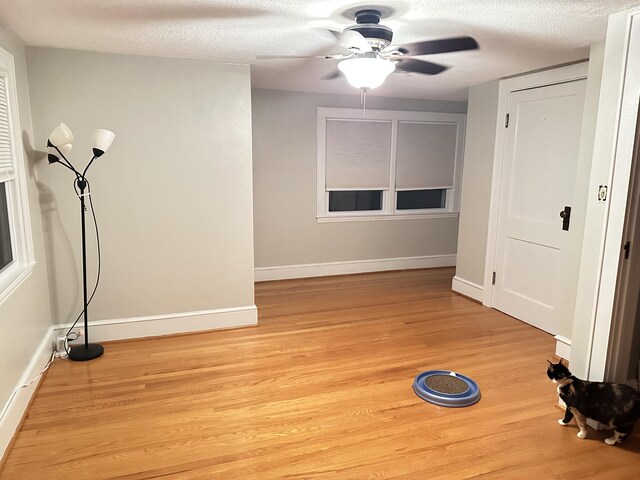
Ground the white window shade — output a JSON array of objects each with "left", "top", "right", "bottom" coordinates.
[
  {"left": 396, "top": 121, "right": 457, "bottom": 190},
  {"left": 325, "top": 119, "right": 392, "bottom": 190},
  {"left": 0, "top": 75, "right": 13, "bottom": 180}
]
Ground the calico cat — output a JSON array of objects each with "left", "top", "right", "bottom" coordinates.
[{"left": 547, "top": 360, "right": 640, "bottom": 445}]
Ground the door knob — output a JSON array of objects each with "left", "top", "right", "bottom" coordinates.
[{"left": 559, "top": 206, "right": 571, "bottom": 231}]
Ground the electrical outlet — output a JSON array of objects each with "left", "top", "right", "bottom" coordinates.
[{"left": 53, "top": 335, "right": 68, "bottom": 358}]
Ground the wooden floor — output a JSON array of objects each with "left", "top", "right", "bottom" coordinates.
[{"left": 2, "top": 268, "right": 639, "bottom": 479}]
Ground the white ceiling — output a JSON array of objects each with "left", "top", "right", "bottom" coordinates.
[{"left": 1, "top": 0, "right": 638, "bottom": 101}]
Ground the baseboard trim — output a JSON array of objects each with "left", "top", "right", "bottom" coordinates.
[
  {"left": 52, "top": 305, "right": 258, "bottom": 343},
  {"left": 0, "top": 326, "right": 55, "bottom": 464},
  {"left": 451, "top": 276, "right": 484, "bottom": 302},
  {"left": 255, "top": 255, "right": 456, "bottom": 281},
  {"left": 554, "top": 335, "right": 572, "bottom": 362}
]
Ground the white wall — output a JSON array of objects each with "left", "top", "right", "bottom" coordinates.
[
  {"left": 453, "top": 80, "right": 500, "bottom": 289},
  {"left": 26, "top": 48, "right": 255, "bottom": 327},
  {"left": 0, "top": 24, "right": 53, "bottom": 455},
  {"left": 252, "top": 89, "right": 466, "bottom": 273}
]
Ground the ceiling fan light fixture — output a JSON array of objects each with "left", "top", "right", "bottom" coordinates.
[{"left": 338, "top": 57, "right": 395, "bottom": 90}]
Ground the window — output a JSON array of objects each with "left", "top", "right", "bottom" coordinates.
[
  {"left": 329, "top": 190, "right": 383, "bottom": 212},
  {"left": 396, "top": 189, "right": 446, "bottom": 210},
  {"left": 317, "top": 108, "right": 465, "bottom": 221},
  {"left": 0, "top": 182, "right": 13, "bottom": 270},
  {"left": 0, "top": 48, "right": 34, "bottom": 305}
]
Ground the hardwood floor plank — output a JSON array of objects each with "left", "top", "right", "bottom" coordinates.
[{"left": 1, "top": 268, "right": 638, "bottom": 479}]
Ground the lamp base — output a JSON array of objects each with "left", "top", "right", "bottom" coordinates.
[{"left": 68, "top": 343, "right": 104, "bottom": 361}]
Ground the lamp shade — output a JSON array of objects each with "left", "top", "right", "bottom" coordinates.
[
  {"left": 58, "top": 143, "right": 73, "bottom": 155},
  {"left": 338, "top": 57, "right": 395, "bottom": 90},
  {"left": 91, "top": 129, "right": 115, "bottom": 157},
  {"left": 48, "top": 123, "right": 75, "bottom": 147},
  {"left": 47, "top": 142, "right": 72, "bottom": 164}
]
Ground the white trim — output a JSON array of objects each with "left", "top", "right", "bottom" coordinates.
[
  {"left": 0, "top": 326, "right": 56, "bottom": 461},
  {"left": 0, "top": 260, "right": 34, "bottom": 306},
  {"left": 0, "top": 47, "right": 35, "bottom": 306},
  {"left": 52, "top": 305, "right": 258, "bottom": 343},
  {"left": 451, "top": 276, "right": 483, "bottom": 302},
  {"left": 483, "top": 62, "right": 589, "bottom": 307},
  {"left": 586, "top": 10, "right": 640, "bottom": 382},
  {"left": 317, "top": 212, "right": 458, "bottom": 223},
  {"left": 255, "top": 255, "right": 456, "bottom": 281},
  {"left": 554, "top": 335, "right": 572, "bottom": 361}
]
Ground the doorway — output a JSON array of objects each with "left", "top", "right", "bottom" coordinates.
[
  {"left": 606, "top": 108, "right": 640, "bottom": 385},
  {"left": 484, "top": 63, "right": 589, "bottom": 337},
  {"left": 491, "top": 80, "right": 586, "bottom": 334}
]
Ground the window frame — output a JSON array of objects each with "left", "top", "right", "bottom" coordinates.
[
  {"left": 316, "top": 107, "right": 466, "bottom": 222},
  {"left": 0, "top": 47, "right": 35, "bottom": 305}
]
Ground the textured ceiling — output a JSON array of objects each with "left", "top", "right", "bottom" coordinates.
[{"left": 0, "top": 0, "right": 637, "bottom": 100}]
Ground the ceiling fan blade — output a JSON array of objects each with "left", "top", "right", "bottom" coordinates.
[
  {"left": 395, "top": 36, "right": 478, "bottom": 56},
  {"left": 329, "top": 29, "right": 372, "bottom": 53},
  {"left": 395, "top": 58, "right": 448, "bottom": 75}
]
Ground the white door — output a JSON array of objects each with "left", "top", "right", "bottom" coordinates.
[{"left": 492, "top": 80, "right": 586, "bottom": 334}]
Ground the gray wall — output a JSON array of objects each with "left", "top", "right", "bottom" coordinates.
[
  {"left": 454, "top": 81, "right": 500, "bottom": 286},
  {"left": 27, "top": 48, "right": 255, "bottom": 323},
  {"left": 0, "top": 26, "right": 52, "bottom": 420},
  {"left": 252, "top": 89, "right": 467, "bottom": 268}
]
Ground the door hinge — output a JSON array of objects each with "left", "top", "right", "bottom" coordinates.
[
  {"left": 505, "top": 113, "right": 510, "bottom": 128},
  {"left": 624, "top": 240, "right": 631, "bottom": 259},
  {"left": 492, "top": 272, "right": 496, "bottom": 285}
]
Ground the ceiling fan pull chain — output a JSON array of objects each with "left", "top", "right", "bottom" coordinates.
[{"left": 361, "top": 88, "right": 367, "bottom": 116}]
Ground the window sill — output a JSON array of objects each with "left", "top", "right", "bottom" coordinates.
[
  {"left": 317, "top": 212, "right": 459, "bottom": 223},
  {"left": 0, "top": 260, "right": 36, "bottom": 306}
]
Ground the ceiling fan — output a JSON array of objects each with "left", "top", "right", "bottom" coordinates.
[{"left": 258, "top": 8, "right": 479, "bottom": 90}]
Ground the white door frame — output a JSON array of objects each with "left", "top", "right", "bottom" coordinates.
[
  {"left": 570, "top": 7, "right": 640, "bottom": 382},
  {"left": 483, "top": 62, "right": 588, "bottom": 309}
]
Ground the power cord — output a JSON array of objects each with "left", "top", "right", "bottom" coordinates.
[
  {"left": 0, "top": 353, "right": 55, "bottom": 424},
  {"left": 64, "top": 177, "right": 102, "bottom": 355}
]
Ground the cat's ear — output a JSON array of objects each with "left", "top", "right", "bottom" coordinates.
[{"left": 547, "top": 359, "right": 553, "bottom": 366}]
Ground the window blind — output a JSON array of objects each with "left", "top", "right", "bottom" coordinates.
[
  {"left": 395, "top": 121, "right": 457, "bottom": 190},
  {"left": 0, "top": 74, "right": 13, "bottom": 179},
  {"left": 325, "top": 119, "right": 392, "bottom": 190}
]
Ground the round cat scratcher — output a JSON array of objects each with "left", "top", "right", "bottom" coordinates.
[{"left": 413, "top": 370, "right": 481, "bottom": 407}]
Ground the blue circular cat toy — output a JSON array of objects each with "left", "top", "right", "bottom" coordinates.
[{"left": 413, "top": 370, "right": 481, "bottom": 407}]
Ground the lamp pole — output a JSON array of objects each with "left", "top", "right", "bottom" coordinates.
[{"left": 69, "top": 176, "right": 103, "bottom": 361}]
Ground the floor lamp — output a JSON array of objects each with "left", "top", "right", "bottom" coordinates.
[{"left": 47, "top": 123, "right": 115, "bottom": 361}]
